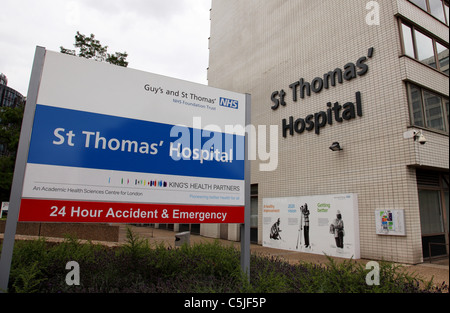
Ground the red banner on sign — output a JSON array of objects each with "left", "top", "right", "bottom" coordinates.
[{"left": 18, "top": 199, "right": 244, "bottom": 224}]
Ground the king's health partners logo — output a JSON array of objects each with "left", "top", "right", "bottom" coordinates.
[{"left": 219, "top": 97, "right": 239, "bottom": 109}]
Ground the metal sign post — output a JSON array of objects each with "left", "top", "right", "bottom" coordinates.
[
  {"left": 240, "top": 94, "right": 251, "bottom": 279},
  {"left": 0, "top": 46, "right": 45, "bottom": 292}
]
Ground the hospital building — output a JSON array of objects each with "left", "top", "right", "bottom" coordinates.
[{"left": 200, "top": 0, "right": 449, "bottom": 264}]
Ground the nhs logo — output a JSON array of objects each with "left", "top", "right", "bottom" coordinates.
[{"left": 219, "top": 97, "right": 239, "bottom": 109}]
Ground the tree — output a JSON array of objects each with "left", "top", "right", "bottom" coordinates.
[
  {"left": 0, "top": 101, "right": 25, "bottom": 201},
  {"left": 60, "top": 31, "right": 128, "bottom": 67}
]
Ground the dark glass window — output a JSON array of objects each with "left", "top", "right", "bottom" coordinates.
[
  {"left": 409, "top": 84, "right": 425, "bottom": 127},
  {"left": 408, "top": 83, "right": 449, "bottom": 132},
  {"left": 423, "top": 90, "right": 445, "bottom": 130},
  {"left": 250, "top": 184, "right": 258, "bottom": 243},
  {"left": 436, "top": 42, "right": 449, "bottom": 75}
]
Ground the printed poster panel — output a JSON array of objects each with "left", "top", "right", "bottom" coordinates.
[
  {"left": 18, "top": 50, "right": 246, "bottom": 224},
  {"left": 375, "top": 209, "right": 406, "bottom": 236},
  {"left": 0, "top": 202, "right": 8, "bottom": 218},
  {"left": 263, "top": 194, "right": 360, "bottom": 259}
]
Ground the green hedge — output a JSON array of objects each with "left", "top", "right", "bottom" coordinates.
[{"left": 2, "top": 228, "right": 447, "bottom": 293}]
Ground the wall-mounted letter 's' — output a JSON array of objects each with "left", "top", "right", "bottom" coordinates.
[
  {"left": 271, "top": 91, "right": 280, "bottom": 110},
  {"left": 271, "top": 90, "right": 287, "bottom": 110}
]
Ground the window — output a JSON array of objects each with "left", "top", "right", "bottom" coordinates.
[
  {"left": 407, "top": 83, "right": 449, "bottom": 132},
  {"left": 409, "top": 84, "right": 425, "bottom": 127},
  {"left": 436, "top": 41, "right": 449, "bottom": 74},
  {"left": 409, "top": 0, "right": 450, "bottom": 24},
  {"left": 415, "top": 30, "right": 437, "bottom": 68},
  {"left": 429, "top": 0, "right": 447, "bottom": 22},
  {"left": 423, "top": 90, "right": 445, "bottom": 130},
  {"left": 401, "top": 23, "right": 415, "bottom": 58},
  {"left": 446, "top": 99, "right": 450, "bottom": 126},
  {"left": 411, "top": 0, "right": 428, "bottom": 11},
  {"left": 400, "top": 21, "right": 449, "bottom": 74},
  {"left": 445, "top": 2, "right": 450, "bottom": 25},
  {"left": 250, "top": 184, "right": 258, "bottom": 228}
]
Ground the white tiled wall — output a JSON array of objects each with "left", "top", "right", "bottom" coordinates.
[{"left": 206, "top": 0, "right": 449, "bottom": 264}]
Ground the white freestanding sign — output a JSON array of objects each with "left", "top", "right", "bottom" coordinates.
[
  {"left": 17, "top": 49, "right": 247, "bottom": 224},
  {"left": 0, "top": 47, "right": 251, "bottom": 290},
  {"left": 263, "top": 194, "right": 360, "bottom": 259}
]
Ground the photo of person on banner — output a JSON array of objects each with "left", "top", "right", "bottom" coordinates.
[
  {"left": 270, "top": 218, "right": 282, "bottom": 240},
  {"left": 330, "top": 210, "right": 345, "bottom": 249},
  {"left": 296, "top": 204, "right": 310, "bottom": 249}
]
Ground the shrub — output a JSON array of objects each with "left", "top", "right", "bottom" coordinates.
[
  {"left": 11, "top": 261, "right": 46, "bottom": 293},
  {"left": 5, "top": 230, "right": 448, "bottom": 293}
]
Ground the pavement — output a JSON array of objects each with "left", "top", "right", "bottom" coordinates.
[{"left": 119, "top": 225, "right": 449, "bottom": 288}]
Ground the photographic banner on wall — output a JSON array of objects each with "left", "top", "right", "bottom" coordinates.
[
  {"left": 263, "top": 194, "right": 360, "bottom": 259},
  {"left": 16, "top": 49, "right": 248, "bottom": 224}
]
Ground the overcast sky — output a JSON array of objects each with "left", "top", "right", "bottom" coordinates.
[{"left": 0, "top": 0, "right": 212, "bottom": 96}]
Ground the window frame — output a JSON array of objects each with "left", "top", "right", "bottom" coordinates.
[
  {"left": 408, "top": 0, "right": 450, "bottom": 25},
  {"left": 399, "top": 19, "right": 449, "bottom": 75},
  {"left": 407, "top": 82, "right": 450, "bottom": 133},
  {"left": 401, "top": 23, "right": 416, "bottom": 58},
  {"left": 250, "top": 183, "right": 258, "bottom": 243},
  {"left": 423, "top": 89, "right": 446, "bottom": 131}
]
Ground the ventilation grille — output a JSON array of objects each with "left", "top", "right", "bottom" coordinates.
[{"left": 416, "top": 170, "right": 440, "bottom": 187}]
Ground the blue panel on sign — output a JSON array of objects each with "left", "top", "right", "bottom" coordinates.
[{"left": 27, "top": 105, "right": 245, "bottom": 180}]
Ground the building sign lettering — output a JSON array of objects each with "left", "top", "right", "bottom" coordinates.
[{"left": 271, "top": 48, "right": 374, "bottom": 138}]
